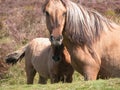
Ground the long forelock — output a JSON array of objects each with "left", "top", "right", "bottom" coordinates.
[{"left": 64, "top": 1, "right": 112, "bottom": 46}]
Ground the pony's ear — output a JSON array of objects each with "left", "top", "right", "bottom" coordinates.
[
  {"left": 42, "top": 0, "right": 49, "bottom": 13},
  {"left": 61, "top": 0, "right": 68, "bottom": 7},
  {"left": 42, "top": 6, "right": 45, "bottom": 13}
]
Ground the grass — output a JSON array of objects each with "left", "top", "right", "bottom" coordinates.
[
  {"left": 0, "top": 79, "right": 120, "bottom": 90},
  {"left": 1, "top": 62, "right": 120, "bottom": 90},
  {"left": 0, "top": 37, "right": 12, "bottom": 44}
]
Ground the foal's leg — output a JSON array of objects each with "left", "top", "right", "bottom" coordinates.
[
  {"left": 25, "top": 65, "right": 36, "bottom": 84},
  {"left": 38, "top": 75, "right": 47, "bottom": 84}
]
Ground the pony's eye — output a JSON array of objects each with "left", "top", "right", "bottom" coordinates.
[
  {"left": 62, "top": 12, "right": 66, "bottom": 17},
  {"left": 45, "top": 11, "right": 49, "bottom": 16}
]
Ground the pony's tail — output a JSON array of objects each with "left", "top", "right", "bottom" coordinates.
[{"left": 5, "top": 44, "right": 28, "bottom": 65}]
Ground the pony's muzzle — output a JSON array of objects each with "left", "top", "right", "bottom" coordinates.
[{"left": 50, "top": 35, "right": 63, "bottom": 46}]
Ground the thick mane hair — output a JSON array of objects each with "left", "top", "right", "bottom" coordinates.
[{"left": 61, "top": 0, "right": 114, "bottom": 46}]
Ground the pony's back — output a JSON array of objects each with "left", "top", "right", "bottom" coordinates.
[{"left": 28, "top": 38, "right": 51, "bottom": 56}]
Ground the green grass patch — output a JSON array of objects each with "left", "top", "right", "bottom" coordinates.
[
  {"left": 0, "top": 79, "right": 120, "bottom": 90},
  {"left": 1, "top": 63, "right": 120, "bottom": 90}
]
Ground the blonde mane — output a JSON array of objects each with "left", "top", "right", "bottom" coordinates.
[{"left": 63, "top": 0, "right": 114, "bottom": 46}]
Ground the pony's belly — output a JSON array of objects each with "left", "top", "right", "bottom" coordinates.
[
  {"left": 33, "top": 64, "right": 50, "bottom": 78},
  {"left": 32, "top": 57, "right": 50, "bottom": 78}
]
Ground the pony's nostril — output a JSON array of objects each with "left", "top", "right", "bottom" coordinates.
[
  {"left": 50, "top": 35, "right": 54, "bottom": 41},
  {"left": 59, "top": 35, "right": 63, "bottom": 40},
  {"left": 50, "top": 35, "right": 63, "bottom": 46},
  {"left": 56, "top": 35, "right": 63, "bottom": 41}
]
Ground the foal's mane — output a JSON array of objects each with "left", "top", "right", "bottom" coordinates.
[{"left": 62, "top": 0, "right": 114, "bottom": 46}]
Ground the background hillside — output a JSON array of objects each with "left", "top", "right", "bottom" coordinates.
[{"left": 0, "top": 0, "right": 120, "bottom": 88}]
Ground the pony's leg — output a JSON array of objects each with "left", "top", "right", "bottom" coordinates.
[
  {"left": 66, "top": 75, "right": 73, "bottom": 83},
  {"left": 25, "top": 66, "right": 36, "bottom": 84},
  {"left": 50, "top": 77, "right": 55, "bottom": 84},
  {"left": 60, "top": 76, "right": 64, "bottom": 83},
  {"left": 50, "top": 75, "right": 61, "bottom": 84},
  {"left": 50, "top": 74, "right": 58, "bottom": 84},
  {"left": 83, "top": 66, "right": 99, "bottom": 80},
  {"left": 83, "top": 50, "right": 100, "bottom": 80},
  {"left": 38, "top": 75, "right": 47, "bottom": 84}
]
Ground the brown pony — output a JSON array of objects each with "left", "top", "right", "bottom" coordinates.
[
  {"left": 44, "top": 0, "right": 120, "bottom": 80},
  {"left": 5, "top": 38, "right": 74, "bottom": 84}
]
